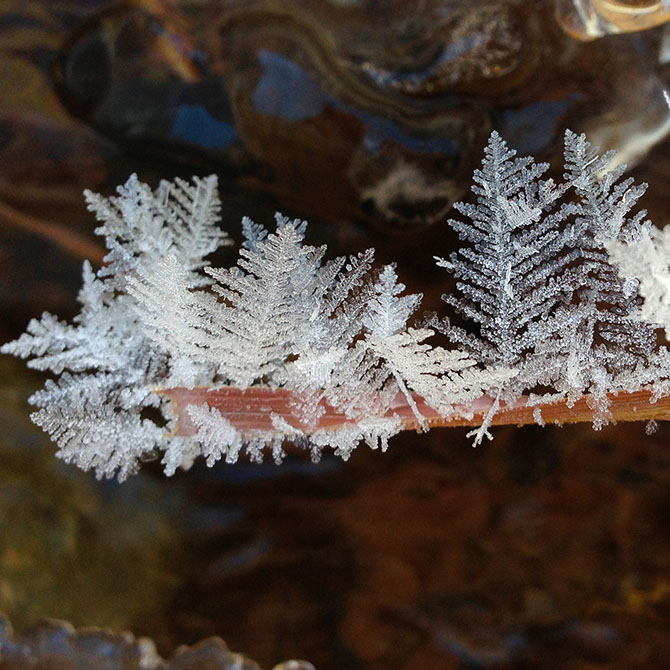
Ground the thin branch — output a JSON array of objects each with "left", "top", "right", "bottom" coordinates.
[{"left": 160, "top": 386, "right": 670, "bottom": 438}]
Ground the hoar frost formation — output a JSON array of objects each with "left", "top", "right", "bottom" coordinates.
[{"left": 4, "top": 131, "right": 670, "bottom": 480}]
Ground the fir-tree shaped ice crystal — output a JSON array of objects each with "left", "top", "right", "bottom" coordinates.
[
  {"left": 360, "top": 265, "right": 501, "bottom": 426},
  {"left": 432, "top": 131, "right": 584, "bottom": 371},
  {"left": 563, "top": 130, "right": 657, "bottom": 375},
  {"left": 86, "top": 173, "right": 227, "bottom": 286}
]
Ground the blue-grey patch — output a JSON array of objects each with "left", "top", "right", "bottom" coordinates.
[
  {"left": 499, "top": 95, "right": 584, "bottom": 154},
  {"left": 171, "top": 104, "right": 237, "bottom": 148},
  {"left": 253, "top": 50, "right": 329, "bottom": 121},
  {"left": 360, "top": 113, "right": 461, "bottom": 155}
]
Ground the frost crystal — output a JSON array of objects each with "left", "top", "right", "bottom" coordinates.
[
  {"left": 563, "top": 130, "right": 656, "bottom": 373},
  {"left": 431, "top": 130, "right": 583, "bottom": 369},
  {"left": 607, "top": 223, "right": 670, "bottom": 337}
]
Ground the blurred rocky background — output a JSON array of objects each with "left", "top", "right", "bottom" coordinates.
[{"left": 2, "top": 1, "right": 670, "bottom": 668}]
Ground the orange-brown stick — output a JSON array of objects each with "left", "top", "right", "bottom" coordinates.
[{"left": 159, "top": 387, "right": 670, "bottom": 437}]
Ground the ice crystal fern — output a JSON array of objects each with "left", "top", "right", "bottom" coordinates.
[{"left": 3, "top": 131, "right": 669, "bottom": 480}]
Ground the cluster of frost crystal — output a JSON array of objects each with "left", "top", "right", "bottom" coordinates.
[
  {"left": 2, "top": 176, "right": 495, "bottom": 479},
  {"left": 2, "top": 175, "right": 230, "bottom": 480},
  {"left": 432, "top": 130, "right": 667, "bottom": 436},
  {"left": 2, "top": 130, "right": 667, "bottom": 480},
  {"left": 127, "top": 214, "right": 497, "bottom": 475}
]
